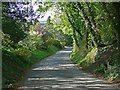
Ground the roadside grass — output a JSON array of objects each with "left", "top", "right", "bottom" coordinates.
[{"left": 2, "top": 45, "right": 61, "bottom": 89}]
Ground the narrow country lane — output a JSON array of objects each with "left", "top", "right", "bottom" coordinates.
[{"left": 18, "top": 47, "right": 119, "bottom": 90}]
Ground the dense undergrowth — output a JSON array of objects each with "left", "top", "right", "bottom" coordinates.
[
  {"left": 2, "top": 2, "right": 120, "bottom": 89},
  {"left": 2, "top": 2, "right": 73, "bottom": 89},
  {"left": 2, "top": 31, "right": 65, "bottom": 89},
  {"left": 2, "top": 45, "right": 61, "bottom": 89},
  {"left": 71, "top": 45, "right": 120, "bottom": 86}
]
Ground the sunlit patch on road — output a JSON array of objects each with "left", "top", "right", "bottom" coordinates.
[{"left": 18, "top": 47, "right": 118, "bottom": 90}]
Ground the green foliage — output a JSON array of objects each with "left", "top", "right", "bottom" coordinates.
[
  {"left": 105, "top": 65, "right": 120, "bottom": 80},
  {"left": 2, "top": 45, "right": 60, "bottom": 88},
  {"left": 2, "top": 33, "right": 13, "bottom": 49},
  {"left": 2, "top": 1, "right": 120, "bottom": 88},
  {"left": 52, "top": 40, "right": 63, "bottom": 49},
  {"left": 95, "top": 64, "right": 120, "bottom": 81},
  {"left": 2, "top": 18, "right": 27, "bottom": 44},
  {"left": 38, "top": 2, "right": 54, "bottom": 12},
  {"left": 18, "top": 34, "right": 43, "bottom": 50},
  {"left": 45, "top": 11, "right": 73, "bottom": 47},
  {"left": 2, "top": 50, "right": 26, "bottom": 88},
  {"left": 2, "top": 16, "right": 63, "bottom": 88},
  {"left": 63, "top": 34, "right": 73, "bottom": 46},
  {"left": 71, "top": 47, "right": 88, "bottom": 63},
  {"left": 78, "top": 47, "right": 98, "bottom": 67},
  {"left": 95, "top": 64, "right": 106, "bottom": 74},
  {"left": 95, "top": 53, "right": 120, "bottom": 81},
  {"left": 15, "top": 47, "right": 31, "bottom": 59},
  {"left": 55, "top": 2, "right": 120, "bottom": 81}
]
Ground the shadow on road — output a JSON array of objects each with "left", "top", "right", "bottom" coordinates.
[{"left": 18, "top": 47, "right": 119, "bottom": 90}]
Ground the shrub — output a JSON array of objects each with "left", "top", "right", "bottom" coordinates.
[
  {"left": 36, "top": 43, "right": 48, "bottom": 50},
  {"left": 18, "top": 35, "right": 44, "bottom": 50},
  {"left": 15, "top": 47, "right": 31, "bottom": 59},
  {"left": 52, "top": 40, "right": 63, "bottom": 48}
]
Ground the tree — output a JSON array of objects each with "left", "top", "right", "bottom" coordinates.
[{"left": 2, "top": 2, "right": 27, "bottom": 45}]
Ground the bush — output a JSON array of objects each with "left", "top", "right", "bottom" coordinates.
[
  {"left": 95, "top": 51, "right": 120, "bottom": 81},
  {"left": 15, "top": 47, "right": 31, "bottom": 59},
  {"left": 95, "top": 64, "right": 106, "bottom": 75},
  {"left": 2, "top": 50, "right": 26, "bottom": 88},
  {"left": 18, "top": 35, "right": 44, "bottom": 50},
  {"left": 2, "top": 44, "right": 60, "bottom": 88},
  {"left": 2, "top": 18, "right": 27, "bottom": 44},
  {"left": 104, "top": 54, "right": 120, "bottom": 80},
  {"left": 36, "top": 43, "right": 48, "bottom": 50},
  {"left": 52, "top": 40, "right": 63, "bottom": 48}
]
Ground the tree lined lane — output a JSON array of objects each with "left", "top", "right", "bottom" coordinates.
[{"left": 18, "top": 47, "right": 119, "bottom": 90}]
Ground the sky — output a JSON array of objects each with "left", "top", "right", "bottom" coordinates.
[
  {"left": 32, "top": 0, "right": 53, "bottom": 22},
  {"left": 38, "top": 11, "right": 52, "bottom": 22}
]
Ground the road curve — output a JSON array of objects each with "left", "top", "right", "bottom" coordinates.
[{"left": 18, "top": 47, "right": 119, "bottom": 90}]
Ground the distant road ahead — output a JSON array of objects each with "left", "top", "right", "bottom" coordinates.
[{"left": 18, "top": 47, "right": 119, "bottom": 90}]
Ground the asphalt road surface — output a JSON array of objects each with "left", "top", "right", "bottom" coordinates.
[{"left": 18, "top": 47, "right": 119, "bottom": 90}]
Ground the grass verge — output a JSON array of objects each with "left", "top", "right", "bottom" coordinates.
[{"left": 2, "top": 45, "right": 61, "bottom": 89}]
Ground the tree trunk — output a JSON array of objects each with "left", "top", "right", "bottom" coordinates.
[
  {"left": 65, "top": 10, "right": 80, "bottom": 47},
  {"left": 77, "top": 2, "right": 101, "bottom": 47}
]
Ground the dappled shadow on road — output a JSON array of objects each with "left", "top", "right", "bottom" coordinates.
[{"left": 18, "top": 47, "right": 119, "bottom": 90}]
